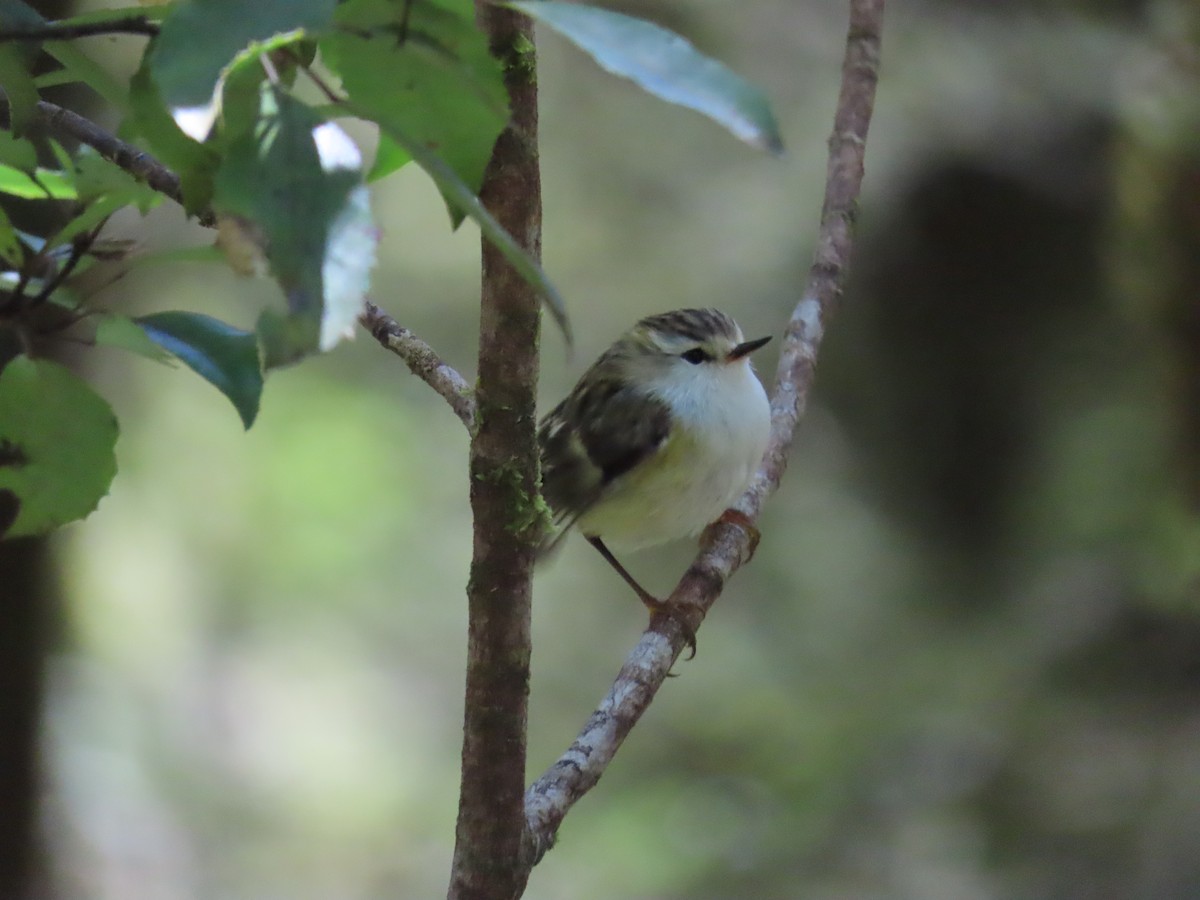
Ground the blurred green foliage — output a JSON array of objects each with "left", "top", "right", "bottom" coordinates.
[{"left": 34, "top": 0, "right": 1200, "bottom": 898}]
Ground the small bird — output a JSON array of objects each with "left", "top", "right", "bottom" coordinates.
[{"left": 538, "top": 308, "right": 772, "bottom": 630}]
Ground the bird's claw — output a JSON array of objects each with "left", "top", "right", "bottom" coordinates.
[{"left": 646, "top": 601, "right": 698, "bottom": 661}]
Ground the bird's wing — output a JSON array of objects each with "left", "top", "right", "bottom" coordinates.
[{"left": 537, "top": 379, "right": 671, "bottom": 554}]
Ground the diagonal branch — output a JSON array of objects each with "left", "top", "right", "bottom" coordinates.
[
  {"left": 522, "top": 0, "right": 885, "bottom": 864},
  {"left": 359, "top": 302, "right": 476, "bottom": 429},
  {"left": 30, "top": 99, "right": 219, "bottom": 226}
]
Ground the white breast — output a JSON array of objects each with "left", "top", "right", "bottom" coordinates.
[{"left": 578, "top": 358, "right": 771, "bottom": 549}]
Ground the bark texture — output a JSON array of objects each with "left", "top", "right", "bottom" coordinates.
[{"left": 448, "top": 7, "right": 541, "bottom": 900}]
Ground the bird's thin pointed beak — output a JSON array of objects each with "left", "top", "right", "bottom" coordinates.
[{"left": 727, "top": 335, "right": 772, "bottom": 361}]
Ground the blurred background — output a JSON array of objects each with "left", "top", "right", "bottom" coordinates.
[{"left": 3, "top": 0, "right": 1200, "bottom": 897}]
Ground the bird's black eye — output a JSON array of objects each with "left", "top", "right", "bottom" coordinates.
[{"left": 680, "top": 347, "right": 710, "bottom": 365}]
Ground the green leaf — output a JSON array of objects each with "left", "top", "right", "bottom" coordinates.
[
  {"left": 45, "top": 195, "right": 126, "bottom": 251},
  {"left": 215, "top": 27, "right": 322, "bottom": 143},
  {"left": 35, "top": 151, "right": 162, "bottom": 250},
  {"left": 321, "top": 0, "right": 508, "bottom": 222},
  {"left": 0, "top": 165, "right": 77, "bottom": 199},
  {"left": 369, "top": 113, "right": 569, "bottom": 341},
  {"left": 44, "top": 40, "right": 131, "bottom": 113},
  {"left": 37, "top": 3, "right": 169, "bottom": 29},
  {"left": 255, "top": 308, "right": 320, "bottom": 371},
  {"left": 0, "top": 0, "right": 44, "bottom": 134},
  {"left": 72, "top": 148, "right": 162, "bottom": 210},
  {"left": 32, "top": 69, "right": 75, "bottom": 89},
  {"left": 127, "top": 62, "right": 218, "bottom": 214},
  {"left": 149, "top": 0, "right": 337, "bottom": 110},
  {"left": 135, "top": 312, "right": 263, "bottom": 428},
  {"left": 367, "top": 133, "right": 413, "bottom": 183},
  {"left": 43, "top": 285, "right": 83, "bottom": 311},
  {"left": 216, "top": 44, "right": 270, "bottom": 141},
  {"left": 121, "top": 243, "right": 225, "bottom": 268},
  {"left": 0, "top": 0, "right": 45, "bottom": 32},
  {"left": 213, "top": 88, "right": 374, "bottom": 367},
  {"left": 94, "top": 313, "right": 175, "bottom": 363},
  {"left": 46, "top": 138, "right": 73, "bottom": 172},
  {"left": 0, "top": 131, "right": 38, "bottom": 171},
  {"left": 0, "top": 45, "right": 40, "bottom": 135},
  {"left": 504, "top": 1, "right": 784, "bottom": 155},
  {"left": 314, "top": 126, "right": 376, "bottom": 352},
  {"left": 0, "top": 204, "right": 22, "bottom": 265},
  {"left": 0, "top": 356, "right": 118, "bottom": 538},
  {"left": 214, "top": 86, "right": 330, "bottom": 298}
]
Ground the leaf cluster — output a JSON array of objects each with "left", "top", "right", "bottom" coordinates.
[{"left": 0, "top": 0, "right": 782, "bottom": 538}]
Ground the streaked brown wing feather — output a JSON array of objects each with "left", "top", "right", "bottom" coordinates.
[{"left": 538, "top": 376, "right": 670, "bottom": 532}]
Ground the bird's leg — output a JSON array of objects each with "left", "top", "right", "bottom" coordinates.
[
  {"left": 586, "top": 536, "right": 697, "bottom": 658},
  {"left": 586, "top": 536, "right": 658, "bottom": 607}
]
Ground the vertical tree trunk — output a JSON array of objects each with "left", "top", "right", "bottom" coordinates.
[
  {"left": 448, "top": 7, "right": 541, "bottom": 900},
  {"left": 0, "top": 537, "right": 51, "bottom": 900}
]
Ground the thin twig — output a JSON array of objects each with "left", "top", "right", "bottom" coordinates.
[
  {"left": 522, "top": 0, "right": 886, "bottom": 864},
  {"left": 359, "top": 301, "right": 476, "bottom": 429},
  {"left": 0, "top": 16, "right": 159, "bottom": 42},
  {"left": 295, "top": 55, "right": 345, "bottom": 104},
  {"left": 29, "top": 218, "right": 107, "bottom": 308}
]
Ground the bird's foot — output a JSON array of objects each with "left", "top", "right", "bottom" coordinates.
[
  {"left": 642, "top": 595, "right": 698, "bottom": 661},
  {"left": 704, "top": 508, "right": 761, "bottom": 560},
  {"left": 585, "top": 535, "right": 698, "bottom": 659}
]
